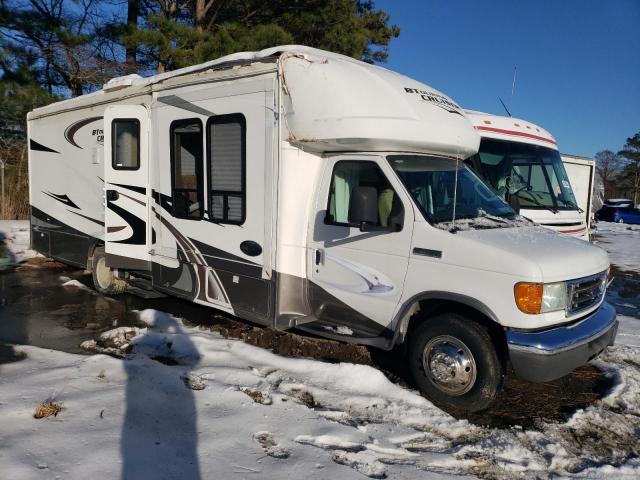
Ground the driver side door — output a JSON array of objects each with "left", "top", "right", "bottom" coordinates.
[{"left": 307, "top": 155, "right": 414, "bottom": 337}]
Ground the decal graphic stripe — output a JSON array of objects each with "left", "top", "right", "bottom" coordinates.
[
  {"left": 111, "top": 183, "right": 146, "bottom": 195},
  {"left": 107, "top": 226, "right": 127, "bottom": 233},
  {"left": 107, "top": 201, "right": 145, "bottom": 245},
  {"left": 44, "top": 192, "right": 80, "bottom": 209},
  {"left": 68, "top": 209, "right": 104, "bottom": 226},
  {"left": 475, "top": 126, "right": 557, "bottom": 146},
  {"left": 30, "top": 139, "right": 59, "bottom": 153},
  {"left": 64, "top": 116, "right": 103, "bottom": 149}
]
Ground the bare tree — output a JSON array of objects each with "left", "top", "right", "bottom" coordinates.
[{"left": 595, "top": 150, "right": 622, "bottom": 199}]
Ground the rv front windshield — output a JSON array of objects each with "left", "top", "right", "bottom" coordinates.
[
  {"left": 474, "top": 138, "right": 579, "bottom": 211},
  {"left": 387, "top": 155, "right": 516, "bottom": 227}
]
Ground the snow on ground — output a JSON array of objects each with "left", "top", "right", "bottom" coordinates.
[
  {"left": 0, "top": 220, "right": 36, "bottom": 269},
  {"left": 2, "top": 309, "right": 640, "bottom": 480},
  {"left": 595, "top": 222, "right": 640, "bottom": 272}
]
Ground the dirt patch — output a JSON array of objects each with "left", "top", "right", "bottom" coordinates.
[
  {"left": 199, "top": 317, "right": 615, "bottom": 429},
  {"left": 15, "top": 257, "right": 67, "bottom": 271},
  {"left": 458, "top": 365, "right": 615, "bottom": 429},
  {"left": 206, "top": 316, "right": 372, "bottom": 365},
  {"left": 240, "top": 386, "right": 272, "bottom": 405},
  {"left": 33, "top": 401, "right": 63, "bottom": 419}
]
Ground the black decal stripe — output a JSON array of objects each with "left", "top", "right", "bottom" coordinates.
[
  {"left": 152, "top": 189, "right": 173, "bottom": 213},
  {"left": 112, "top": 183, "right": 146, "bottom": 195},
  {"left": 64, "top": 116, "right": 103, "bottom": 149},
  {"left": 43, "top": 192, "right": 80, "bottom": 209},
  {"left": 68, "top": 209, "right": 105, "bottom": 226},
  {"left": 30, "top": 139, "right": 59, "bottom": 153},
  {"left": 107, "top": 201, "right": 146, "bottom": 245}
]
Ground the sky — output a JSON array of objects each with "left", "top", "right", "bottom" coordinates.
[{"left": 374, "top": 0, "right": 640, "bottom": 158}]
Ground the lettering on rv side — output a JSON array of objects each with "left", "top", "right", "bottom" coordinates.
[
  {"left": 404, "top": 87, "right": 462, "bottom": 115},
  {"left": 92, "top": 129, "right": 104, "bottom": 144}
]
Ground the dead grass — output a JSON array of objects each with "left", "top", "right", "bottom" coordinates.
[{"left": 33, "top": 401, "right": 63, "bottom": 419}]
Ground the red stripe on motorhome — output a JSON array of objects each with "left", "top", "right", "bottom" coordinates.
[
  {"left": 557, "top": 227, "right": 586, "bottom": 234},
  {"left": 475, "top": 126, "right": 557, "bottom": 146}
]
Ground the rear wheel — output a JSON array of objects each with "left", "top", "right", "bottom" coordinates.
[
  {"left": 91, "top": 246, "right": 127, "bottom": 295},
  {"left": 617, "top": 218, "right": 625, "bottom": 224},
  {"left": 408, "top": 313, "right": 504, "bottom": 412}
]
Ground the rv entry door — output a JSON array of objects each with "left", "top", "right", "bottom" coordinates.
[{"left": 103, "top": 105, "right": 151, "bottom": 270}]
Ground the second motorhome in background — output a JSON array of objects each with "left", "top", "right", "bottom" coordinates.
[{"left": 466, "top": 111, "right": 590, "bottom": 240}]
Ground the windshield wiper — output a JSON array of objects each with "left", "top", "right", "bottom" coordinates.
[
  {"left": 520, "top": 190, "right": 558, "bottom": 214},
  {"left": 561, "top": 200, "right": 584, "bottom": 213}
]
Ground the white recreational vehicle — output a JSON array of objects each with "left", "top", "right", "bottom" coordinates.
[
  {"left": 27, "top": 46, "right": 617, "bottom": 411},
  {"left": 561, "top": 154, "right": 596, "bottom": 236},
  {"left": 466, "top": 112, "right": 590, "bottom": 240}
]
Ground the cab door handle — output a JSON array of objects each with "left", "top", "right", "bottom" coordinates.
[{"left": 315, "top": 249, "right": 322, "bottom": 265}]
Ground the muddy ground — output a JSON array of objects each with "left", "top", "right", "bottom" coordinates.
[{"left": 1, "top": 255, "right": 636, "bottom": 429}]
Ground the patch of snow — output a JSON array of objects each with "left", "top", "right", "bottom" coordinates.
[
  {"left": 322, "top": 325, "right": 354, "bottom": 336},
  {"left": 0, "top": 219, "right": 37, "bottom": 269},
  {"left": 595, "top": 222, "right": 640, "bottom": 272},
  {"left": 61, "top": 279, "right": 92, "bottom": 290},
  {"left": 3, "top": 306, "right": 640, "bottom": 478}
]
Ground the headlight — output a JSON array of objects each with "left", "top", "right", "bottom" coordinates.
[{"left": 514, "top": 281, "right": 567, "bottom": 314}]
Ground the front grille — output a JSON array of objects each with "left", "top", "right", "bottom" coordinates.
[{"left": 566, "top": 271, "right": 607, "bottom": 316}]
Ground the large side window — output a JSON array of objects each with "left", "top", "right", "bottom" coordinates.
[
  {"left": 170, "top": 119, "right": 203, "bottom": 219},
  {"left": 207, "top": 114, "right": 246, "bottom": 224},
  {"left": 112, "top": 119, "right": 140, "bottom": 170},
  {"left": 325, "top": 161, "right": 399, "bottom": 227}
]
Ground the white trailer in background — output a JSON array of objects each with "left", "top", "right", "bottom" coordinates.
[
  {"left": 561, "top": 154, "right": 596, "bottom": 238},
  {"left": 465, "top": 111, "right": 589, "bottom": 240}
]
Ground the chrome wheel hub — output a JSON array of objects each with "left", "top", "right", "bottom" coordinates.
[{"left": 422, "top": 335, "right": 477, "bottom": 396}]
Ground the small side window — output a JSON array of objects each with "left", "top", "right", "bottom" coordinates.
[
  {"left": 112, "top": 119, "right": 140, "bottom": 170},
  {"left": 325, "top": 161, "right": 400, "bottom": 228},
  {"left": 171, "top": 119, "right": 204, "bottom": 219},
  {"left": 207, "top": 114, "right": 246, "bottom": 224}
]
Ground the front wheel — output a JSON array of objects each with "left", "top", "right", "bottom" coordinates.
[
  {"left": 617, "top": 218, "right": 625, "bottom": 224},
  {"left": 408, "top": 313, "right": 504, "bottom": 412}
]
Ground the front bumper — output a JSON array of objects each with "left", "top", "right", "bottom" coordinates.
[{"left": 506, "top": 302, "right": 618, "bottom": 383}]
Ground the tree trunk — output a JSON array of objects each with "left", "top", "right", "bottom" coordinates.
[{"left": 126, "top": 0, "right": 139, "bottom": 73}]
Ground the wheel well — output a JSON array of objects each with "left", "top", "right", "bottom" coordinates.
[
  {"left": 402, "top": 299, "right": 508, "bottom": 364},
  {"left": 85, "top": 239, "right": 104, "bottom": 271}
]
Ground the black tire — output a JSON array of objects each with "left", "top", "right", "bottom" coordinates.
[
  {"left": 91, "top": 246, "right": 127, "bottom": 295},
  {"left": 408, "top": 313, "right": 504, "bottom": 412}
]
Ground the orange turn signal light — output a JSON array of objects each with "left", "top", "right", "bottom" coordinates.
[{"left": 514, "top": 282, "right": 543, "bottom": 314}]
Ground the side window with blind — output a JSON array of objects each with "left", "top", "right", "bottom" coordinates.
[
  {"left": 170, "top": 119, "right": 203, "bottom": 219},
  {"left": 112, "top": 119, "right": 140, "bottom": 170},
  {"left": 207, "top": 114, "right": 246, "bottom": 224}
]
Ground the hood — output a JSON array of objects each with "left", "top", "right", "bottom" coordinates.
[{"left": 457, "top": 226, "right": 609, "bottom": 283}]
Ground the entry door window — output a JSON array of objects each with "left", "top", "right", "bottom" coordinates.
[
  {"left": 326, "top": 161, "right": 398, "bottom": 227},
  {"left": 112, "top": 119, "right": 140, "bottom": 170},
  {"left": 171, "top": 119, "right": 203, "bottom": 219},
  {"left": 207, "top": 114, "right": 246, "bottom": 224}
]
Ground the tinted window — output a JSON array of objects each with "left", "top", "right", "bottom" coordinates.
[
  {"left": 326, "top": 161, "right": 399, "bottom": 227},
  {"left": 112, "top": 119, "right": 140, "bottom": 170},
  {"left": 208, "top": 115, "right": 245, "bottom": 224},
  {"left": 171, "top": 119, "right": 203, "bottom": 219}
]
